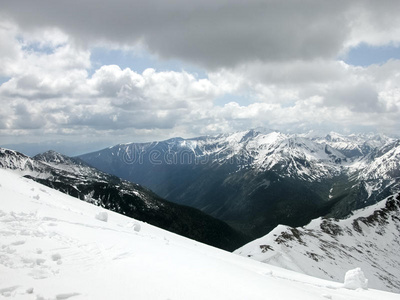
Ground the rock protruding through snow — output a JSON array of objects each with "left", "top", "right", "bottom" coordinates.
[{"left": 343, "top": 268, "right": 368, "bottom": 290}]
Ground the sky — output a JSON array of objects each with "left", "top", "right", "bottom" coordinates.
[{"left": 1, "top": 0, "right": 400, "bottom": 156}]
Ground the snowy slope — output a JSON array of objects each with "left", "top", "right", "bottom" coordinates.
[
  {"left": 235, "top": 193, "right": 400, "bottom": 293},
  {"left": 347, "top": 140, "right": 400, "bottom": 200},
  {"left": 1, "top": 169, "right": 399, "bottom": 300},
  {"left": 358, "top": 140, "right": 400, "bottom": 181},
  {"left": 33, "top": 150, "right": 108, "bottom": 180},
  {"left": 0, "top": 148, "right": 50, "bottom": 178},
  {"left": 0, "top": 148, "right": 247, "bottom": 251},
  {"left": 0, "top": 148, "right": 105, "bottom": 182}
]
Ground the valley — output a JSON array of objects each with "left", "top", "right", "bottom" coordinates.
[{"left": 78, "top": 130, "right": 400, "bottom": 238}]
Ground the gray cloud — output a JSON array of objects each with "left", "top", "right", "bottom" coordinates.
[
  {"left": 0, "top": 0, "right": 382, "bottom": 69},
  {"left": 12, "top": 102, "right": 47, "bottom": 129},
  {"left": 323, "top": 82, "right": 384, "bottom": 113}
]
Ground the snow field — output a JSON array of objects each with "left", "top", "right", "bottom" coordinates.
[{"left": 0, "top": 168, "right": 399, "bottom": 300}]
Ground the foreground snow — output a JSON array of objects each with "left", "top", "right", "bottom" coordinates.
[{"left": 0, "top": 169, "right": 399, "bottom": 300}]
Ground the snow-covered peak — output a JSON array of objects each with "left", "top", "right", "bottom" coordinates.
[
  {"left": 33, "top": 150, "right": 73, "bottom": 164},
  {"left": 33, "top": 150, "right": 98, "bottom": 177},
  {"left": 325, "top": 131, "right": 348, "bottom": 142},
  {"left": 245, "top": 134, "right": 346, "bottom": 180},
  {"left": 316, "top": 132, "right": 395, "bottom": 158},
  {"left": 0, "top": 147, "right": 102, "bottom": 181},
  {"left": 84, "top": 130, "right": 398, "bottom": 183},
  {"left": 0, "top": 148, "right": 38, "bottom": 172},
  {"left": 180, "top": 130, "right": 346, "bottom": 180},
  {"left": 360, "top": 140, "right": 400, "bottom": 181}
]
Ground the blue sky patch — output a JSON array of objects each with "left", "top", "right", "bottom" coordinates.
[
  {"left": 0, "top": 76, "right": 11, "bottom": 86},
  {"left": 344, "top": 43, "right": 400, "bottom": 66},
  {"left": 214, "top": 93, "right": 251, "bottom": 107},
  {"left": 90, "top": 47, "right": 208, "bottom": 78}
]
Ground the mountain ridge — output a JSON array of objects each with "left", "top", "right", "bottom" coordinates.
[{"left": 78, "top": 129, "right": 400, "bottom": 237}]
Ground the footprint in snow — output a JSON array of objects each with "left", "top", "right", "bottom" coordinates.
[
  {"left": 124, "top": 221, "right": 141, "bottom": 232},
  {"left": 0, "top": 286, "right": 19, "bottom": 297},
  {"left": 55, "top": 292, "right": 81, "bottom": 299},
  {"left": 11, "top": 240, "right": 26, "bottom": 246},
  {"left": 52, "top": 252, "right": 63, "bottom": 264},
  {"left": 264, "top": 271, "right": 273, "bottom": 276},
  {"left": 36, "top": 258, "right": 46, "bottom": 265},
  {"left": 39, "top": 188, "right": 49, "bottom": 194}
]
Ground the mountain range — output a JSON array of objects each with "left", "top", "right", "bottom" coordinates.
[
  {"left": 78, "top": 129, "right": 400, "bottom": 238},
  {"left": 1, "top": 129, "right": 400, "bottom": 294}
]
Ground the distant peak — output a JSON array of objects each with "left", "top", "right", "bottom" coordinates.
[
  {"left": 325, "top": 132, "right": 345, "bottom": 141},
  {"left": 33, "top": 150, "right": 71, "bottom": 163},
  {"left": 252, "top": 127, "right": 277, "bottom": 135},
  {"left": 40, "top": 149, "right": 62, "bottom": 155},
  {"left": 0, "top": 147, "right": 29, "bottom": 158}
]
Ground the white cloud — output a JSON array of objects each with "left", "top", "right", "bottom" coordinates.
[
  {"left": 0, "top": 27, "right": 224, "bottom": 139},
  {"left": 344, "top": 0, "right": 400, "bottom": 49},
  {"left": 1, "top": 1, "right": 400, "bottom": 154}
]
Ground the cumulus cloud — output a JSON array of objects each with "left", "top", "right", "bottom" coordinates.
[
  {"left": 345, "top": 0, "right": 400, "bottom": 49},
  {"left": 1, "top": 29, "right": 400, "bottom": 146},
  {"left": 0, "top": 27, "right": 224, "bottom": 139},
  {"left": 1, "top": 1, "right": 400, "bottom": 154}
]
